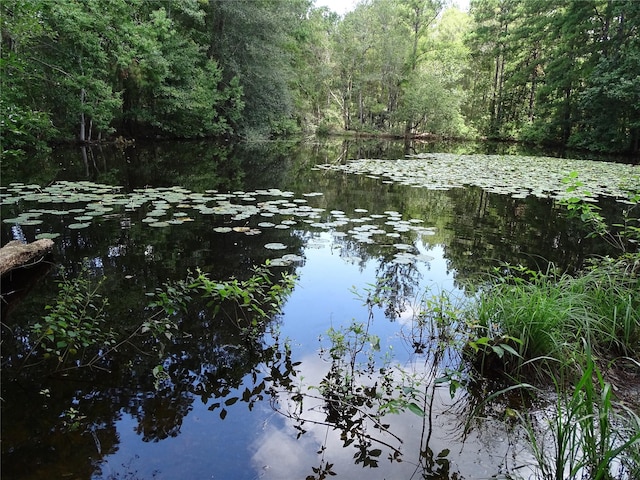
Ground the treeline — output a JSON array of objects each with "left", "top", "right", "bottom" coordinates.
[
  {"left": 1, "top": 0, "right": 639, "bottom": 158},
  {"left": 469, "top": 0, "right": 640, "bottom": 153},
  {"left": 1, "top": 0, "right": 309, "bottom": 155}
]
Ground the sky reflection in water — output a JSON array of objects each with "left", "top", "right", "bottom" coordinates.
[
  {"left": 92, "top": 230, "right": 526, "bottom": 480},
  {"left": 4, "top": 140, "right": 633, "bottom": 480}
]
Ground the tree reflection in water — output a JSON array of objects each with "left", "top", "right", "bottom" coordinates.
[{"left": 4, "top": 140, "right": 627, "bottom": 479}]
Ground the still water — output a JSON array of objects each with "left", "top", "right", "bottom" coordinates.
[{"left": 1, "top": 139, "right": 631, "bottom": 479}]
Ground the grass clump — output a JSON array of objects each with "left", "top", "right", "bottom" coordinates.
[
  {"left": 459, "top": 174, "right": 640, "bottom": 478},
  {"left": 463, "top": 257, "right": 640, "bottom": 479},
  {"left": 519, "top": 345, "right": 640, "bottom": 480},
  {"left": 468, "top": 256, "right": 640, "bottom": 382}
]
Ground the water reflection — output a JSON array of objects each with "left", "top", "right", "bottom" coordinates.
[
  {"left": 1, "top": 139, "right": 632, "bottom": 479},
  {"left": 253, "top": 355, "right": 534, "bottom": 479}
]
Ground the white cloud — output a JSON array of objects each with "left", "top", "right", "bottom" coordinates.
[
  {"left": 315, "top": 0, "right": 470, "bottom": 16},
  {"left": 314, "top": 0, "right": 358, "bottom": 16}
]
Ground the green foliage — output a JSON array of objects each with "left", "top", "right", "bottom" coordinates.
[
  {"left": 519, "top": 346, "right": 640, "bottom": 480},
  {"left": 188, "top": 264, "right": 296, "bottom": 334},
  {"left": 464, "top": 173, "right": 640, "bottom": 381},
  {"left": 29, "top": 266, "right": 115, "bottom": 365},
  {"left": 1, "top": 0, "right": 245, "bottom": 148},
  {"left": 0, "top": 99, "right": 55, "bottom": 162},
  {"left": 0, "top": 1, "right": 57, "bottom": 159},
  {"left": 470, "top": 261, "right": 640, "bottom": 380},
  {"left": 4, "top": 0, "right": 638, "bottom": 150},
  {"left": 206, "top": 0, "right": 310, "bottom": 135},
  {"left": 141, "top": 278, "right": 191, "bottom": 348},
  {"left": 313, "top": 318, "right": 405, "bottom": 468},
  {"left": 467, "top": 0, "right": 640, "bottom": 152},
  {"left": 561, "top": 171, "right": 640, "bottom": 253},
  {"left": 18, "top": 262, "right": 294, "bottom": 373}
]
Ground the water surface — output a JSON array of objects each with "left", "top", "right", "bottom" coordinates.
[{"left": 1, "top": 139, "right": 633, "bottom": 479}]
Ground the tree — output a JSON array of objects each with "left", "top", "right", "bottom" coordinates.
[
  {"left": 396, "top": 0, "right": 444, "bottom": 137},
  {"left": 120, "top": 4, "right": 243, "bottom": 138},
  {"left": 1, "top": 0, "right": 245, "bottom": 152},
  {"left": 396, "top": 4, "right": 470, "bottom": 137},
  {"left": 206, "top": 0, "right": 313, "bottom": 136},
  {"left": 283, "top": 7, "right": 339, "bottom": 130},
  {"left": 569, "top": 0, "right": 640, "bottom": 153},
  {"left": 1, "top": 0, "right": 57, "bottom": 160},
  {"left": 467, "top": 0, "right": 639, "bottom": 152}
]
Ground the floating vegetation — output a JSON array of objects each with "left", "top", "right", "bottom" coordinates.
[
  {"left": 35, "top": 232, "right": 61, "bottom": 240},
  {"left": 68, "top": 222, "right": 91, "bottom": 230},
  {"left": 316, "top": 153, "right": 639, "bottom": 202},
  {"left": 10, "top": 154, "right": 608, "bottom": 264},
  {"left": 264, "top": 243, "right": 287, "bottom": 250},
  {"left": 1, "top": 178, "right": 447, "bottom": 264},
  {"left": 269, "top": 254, "right": 304, "bottom": 267}
]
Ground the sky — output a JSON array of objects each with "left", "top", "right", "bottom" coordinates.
[{"left": 314, "top": 0, "right": 471, "bottom": 16}]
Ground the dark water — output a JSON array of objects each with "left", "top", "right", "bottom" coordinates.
[{"left": 1, "top": 139, "right": 631, "bottom": 479}]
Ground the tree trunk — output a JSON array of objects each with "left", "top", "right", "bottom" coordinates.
[
  {"left": 0, "top": 239, "right": 54, "bottom": 277},
  {"left": 79, "top": 88, "right": 87, "bottom": 143},
  {"left": 528, "top": 50, "right": 539, "bottom": 122},
  {"left": 562, "top": 85, "right": 572, "bottom": 144}
]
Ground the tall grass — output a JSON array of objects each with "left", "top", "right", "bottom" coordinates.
[
  {"left": 519, "top": 344, "right": 640, "bottom": 480},
  {"left": 470, "top": 257, "right": 640, "bottom": 381},
  {"left": 464, "top": 255, "right": 640, "bottom": 479}
]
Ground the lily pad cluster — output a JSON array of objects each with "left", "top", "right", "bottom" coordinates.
[
  {"left": 0, "top": 182, "right": 321, "bottom": 232},
  {"left": 316, "top": 154, "right": 639, "bottom": 202},
  {"left": 1, "top": 181, "right": 125, "bottom": 238},
  {"left": 1, "top": 180, "right": 443, "bottom": 267}
]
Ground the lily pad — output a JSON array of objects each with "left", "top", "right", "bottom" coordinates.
[
  {"left": 268, "top": 258, "right": 291, "bottom": 267},
  {"left": 68, "top": 222, "right": 91, "bottom": 230},
  {"left": 264, "top": 242, "right": 287, "bottom": 250},
  {"left": 320, "top": 153, "right": 639, "bottom": 202},
  {"left": 35, "top": 232, "right": 61, "bottom": 240}
]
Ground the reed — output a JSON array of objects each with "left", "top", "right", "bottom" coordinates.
[
  {"left": 470, "top": 257, "right": 640, "bottom": 381},
  {"left": 518, "top": 344, "right": 640, "bottom": 480}
]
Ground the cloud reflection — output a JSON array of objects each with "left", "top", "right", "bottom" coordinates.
[{"left": 250, "top": 351, "right": 536, "bottom": 479}]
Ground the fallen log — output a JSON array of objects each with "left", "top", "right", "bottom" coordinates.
[
  {"left": 0, "top": 239, "right": 54, "bottom": 276},
  {"left": 1, "top": 239, "right": 55, "bottom": 320}
]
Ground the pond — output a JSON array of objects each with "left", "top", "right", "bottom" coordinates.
[{"left": 1, "top": 139, "right": 638, "bottom": 479}]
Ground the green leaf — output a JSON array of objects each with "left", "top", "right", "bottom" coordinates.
[
  {"left": 407, "top": 402, "right": 425, "bottom": 416},
  {"left": 500, "top": 343, "right": 521, "bottom": 358}
]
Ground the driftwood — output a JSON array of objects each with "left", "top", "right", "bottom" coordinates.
[
  {"left": 1, "top": 239, "right": 55, "bottom": 320},
  {"left": 0, "top": 239, "right": 54, "bottom": 276}
]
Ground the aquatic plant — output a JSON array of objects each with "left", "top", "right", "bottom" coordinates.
[
  {"left": 187, "top": 263, "right": 296, "bottom": 334},
  {"left": 456, "top": 175, "right": 640, "bottom": 478},
  {"left": 469, "top": 260, "right": 640, "bottom": 381},
  {"left": 518, "top": 345, "right": 640, "bottom": 480},
  {"left": 561, "top": 170, "right": 640, "bottom": 253},
  {"left": 8, "top": 262, "right": 296, "bottom": 374},
  {"left": 465, "top": 171, "right": 639, "bottom": 381},
  {"left": 317, "top": 154, "right": 639, "bottom": 203},
  {"left": 26, "top": 265, "right": 115, "bottom": 368}
]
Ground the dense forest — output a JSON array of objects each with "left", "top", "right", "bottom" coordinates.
[{"left": 1, "top": 0, "right": 639, "bottom": 158}]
